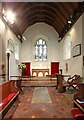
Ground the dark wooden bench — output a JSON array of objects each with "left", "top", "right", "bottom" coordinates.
[
  {"left": 0, "top": 80, "right": 19, "bottom": 119},
  {"left": 56, "top": 74, "right": 71, "bottom": 93},
  {"left": 71, "top": 82, "right": 84, "bottom": 119}
]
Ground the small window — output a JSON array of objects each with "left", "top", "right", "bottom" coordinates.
[
  {"left": 15, "top": 43, "right": 19, "bottom": 60},
  {"left": 35, "top": 39, "right": 47, "bottom": 61},
  {"left": 63, "top": 35, "right": 71, "bottom": 60}
]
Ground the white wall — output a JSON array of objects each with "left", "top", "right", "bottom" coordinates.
[
  {"left": 0, "top": 34, "right": 2, "bottom": 63},
  {"left": 59, "top": 15, "right": 83, "bottom": 77},
  {"left": 82, "top": 13, "right": 84, "bottom": 79},
  {"left": 21, "top": 23, "right": 59, "bottom": 74},
  {"left": 0, "top": 18, "right": 21, "bottom": 80},
  {"left": 0, "top": 34, "right": 2, "bottom": 83},
  {"left": 1, "top": 14, "right": 83, "bottom": 79}
]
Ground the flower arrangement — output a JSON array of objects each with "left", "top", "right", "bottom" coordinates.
[{"left": 18, "top": 63, "right": 26, "bottom": 69}]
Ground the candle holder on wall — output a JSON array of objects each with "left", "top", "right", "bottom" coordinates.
[{"left": 66, "top": 62, "right": 68, "bottom": 71}]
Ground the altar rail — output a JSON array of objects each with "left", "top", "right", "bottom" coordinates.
[{"left": 32, "top": 69, "right": 49, "bottom": 77}]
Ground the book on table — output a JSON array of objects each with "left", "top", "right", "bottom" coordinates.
[{"left": 76, "top": 99, "right": 84, "bottom": 104}]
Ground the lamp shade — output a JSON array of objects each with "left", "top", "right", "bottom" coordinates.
[{"left": 6, "top": 48, "right": 11, "bottom": 54}]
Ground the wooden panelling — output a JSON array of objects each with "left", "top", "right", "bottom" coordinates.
[{"left": 32, "top": 69, "right": 49, "bottom": 77}]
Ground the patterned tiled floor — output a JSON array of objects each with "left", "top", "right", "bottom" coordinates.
[{"left": 4, "top": 87, "right": 74, "bottom": 119}]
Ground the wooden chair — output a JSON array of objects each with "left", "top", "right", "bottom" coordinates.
[{"left": 67, "top": 74, "right": 80, "bottom": 91}]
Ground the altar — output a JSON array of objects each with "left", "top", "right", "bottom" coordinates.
[{"left": 32, "top": 69, "right": 49, "bottom": 77}]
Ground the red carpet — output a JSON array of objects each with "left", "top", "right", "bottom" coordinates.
[{"left": 4, "top": 87, "right": 74, "bottom": 119}]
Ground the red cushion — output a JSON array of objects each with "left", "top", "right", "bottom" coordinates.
[
  {"left": 75, "top": 114, "right": 84, "bottom": 119},
  {"left": 0, "top": 97, "right": 8, "bottom": 109},
  {"left": 71, "top": 108, "right": 83, "bottom": 118},
  {"left": 7, "top": 92, "right": 16, "bottom": 102},
  {"left": 79, "top": 103, "right": 84, "bottom": 107},
  {"left": 0, "top": 92, "right": 16, "bottom": 109},
  {"left": 69, "top": 82, "right": 77, "bottom": 84}
]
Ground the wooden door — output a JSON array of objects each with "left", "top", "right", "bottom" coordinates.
[
  {"left": 51, "top": 62, "right": 59, "bottom": 75},
  {"left": 22, "top": 62, "right": 30, "bottom": 76}
]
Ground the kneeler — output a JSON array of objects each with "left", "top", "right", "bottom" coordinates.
[{"left": 71, "top": 108, "right": 84, "bottom": 120}]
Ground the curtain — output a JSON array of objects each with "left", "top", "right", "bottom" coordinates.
[
  {"left": 51, "top": 62, "right": 59, "bottom": 74},
  {"left": 22, "top": 62, "right": 30, "bottom": 76}
]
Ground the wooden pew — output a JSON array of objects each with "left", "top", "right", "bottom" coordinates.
[
  {"left": 0, "top": 80, "right": 19, "bottom": 119},
  {"left": 71, "top": 79, "right": 84, "bottom": 119},
  {"left": 56, "top": 74, "right": 71, "bottom": 93}
]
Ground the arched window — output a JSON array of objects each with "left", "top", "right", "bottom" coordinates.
[
  {"left": 63, "top": 35, "right": 71, "bottom": 60},
  {"left": 35, "top": 39, "right": 47, "bottom": 61}
]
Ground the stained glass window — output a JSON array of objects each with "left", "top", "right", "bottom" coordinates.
[{"left": 35, "top": 39, "right": 47, "bottom": 61}]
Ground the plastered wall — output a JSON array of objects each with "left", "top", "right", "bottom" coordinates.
[
  {"left": 59, "top": 14, "right": 83, "bottom": 77},
  {"left": 0, "top": 18, "right": 21, "bottom": 80},
  {"left": 21, "top": 23, "right": 59, "bottom": 74}
]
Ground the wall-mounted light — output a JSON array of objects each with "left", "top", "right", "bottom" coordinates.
[
  {"left": 68, "top": 20, "right": 72, "bottom": 24},
  {"left": 66, "top": 29, "right": 67, "bottom": 32},
  {"left": 18, "top": 35, "right": 22, "bottom": 40},
  {"left": 22, "top": 36, "right": 26, "bottom": 41},
  {"left": 2, "top": 9, "right": 15, "bottom": 24},
  {"left": 58, "top": 37, "right": 62, "bottom": 42},
  {"left": 6, "top": 10, "right": 15, "bottom": 24}
]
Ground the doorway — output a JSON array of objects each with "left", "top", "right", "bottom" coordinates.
[
  {"left": 22, "top": 62, "right": 30, "bottom": 76},
  {"left": 51, "top": 62, "right": 59, "bottom": 74}
]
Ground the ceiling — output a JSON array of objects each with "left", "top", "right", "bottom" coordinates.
[{"left": 2, "top": 2, "right": 84, "bottom": 42}]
